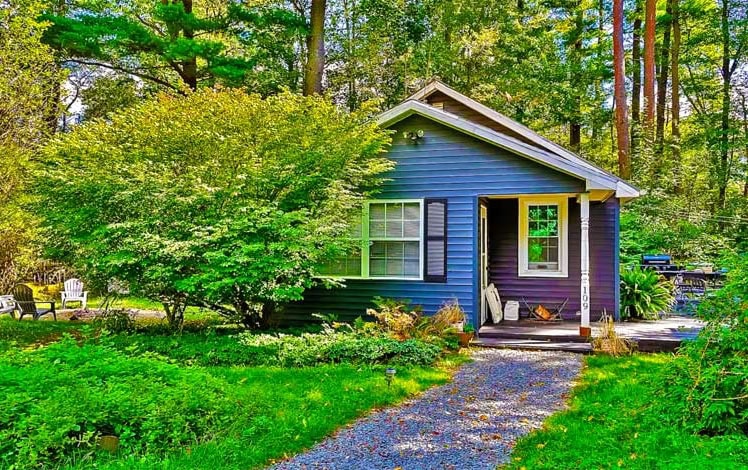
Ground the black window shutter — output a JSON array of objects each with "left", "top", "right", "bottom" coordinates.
[{"left": 424, "top": 199, "right": 447, "bottom": 283}]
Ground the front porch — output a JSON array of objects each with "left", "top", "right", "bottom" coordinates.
[
  {"left": 475, "top": 316, "right": 703, "bottom": 353},
  {"left": 479, "top": 193, "right": 615, "bottom": 335}
]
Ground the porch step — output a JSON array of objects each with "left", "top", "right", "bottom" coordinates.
[
  {"left": 472, "top": 337, "right": 592, "bottom": 354},
  {"left": 478, "top": 327, "right": 589, "bottom": 343}
]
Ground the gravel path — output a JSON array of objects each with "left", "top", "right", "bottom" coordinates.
[{"left": 272, "top": 349, "right": 582, "bottom": 470}]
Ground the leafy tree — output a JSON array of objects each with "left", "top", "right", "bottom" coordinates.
[
  {"left": 42, "top": 0, "right": 307, "bottom": 93},
  {"left": 37, "top": 89, "right": 392, "bottom": 328},
  {"left": 0, "top": 0, "right": 62, "bottom": 292}
]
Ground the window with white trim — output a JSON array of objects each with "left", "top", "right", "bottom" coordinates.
[
  {"left": 369, "top": 201, "right": 421, "bottom": 278},
  {"left": 319, "top": 200, "right": 425, "bottom": 280},
  {"left": 518, "top": 197, "right": 568, "bottom": 277}
]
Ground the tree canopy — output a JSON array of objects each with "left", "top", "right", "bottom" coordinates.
[{"left": 43, "top": 0, "right": 307, "bottom": 93}]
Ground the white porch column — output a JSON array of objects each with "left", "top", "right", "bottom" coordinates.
[{"left": 579, "top": 193, "right": 591, "bottom": 336}]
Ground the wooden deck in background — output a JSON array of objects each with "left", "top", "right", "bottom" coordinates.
[{"left": 475, "top": 316, "right": 703, "bottom": 353}]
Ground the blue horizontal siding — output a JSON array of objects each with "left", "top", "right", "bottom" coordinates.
[{"left": 283, "top": 115, "right": 589, "bottom": 326}]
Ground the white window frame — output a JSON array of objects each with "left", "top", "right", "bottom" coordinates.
[
  {"left": 518, "top": 196, "right": 569, "bottom": 278},
  {"left": 322, "top": 199, "right": 424, "bottom": 281}
]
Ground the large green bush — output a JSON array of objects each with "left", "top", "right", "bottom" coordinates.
[
  {"left": 663, "top": 254, "right": 748, "bottom": 435},
  {"left": 37, "top": 89, "right": 392, "bottom": 328},
  {"left": 0, "top": 336, "right": 242, "bottom": 469}
]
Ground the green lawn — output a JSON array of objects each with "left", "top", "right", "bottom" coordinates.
[
  {"left": 0, "top": 317, "right": 463, "bottom": 469},
  {"left": 506, "top": 354, "right": 748, "bottom": 470},
  {"left": 87, "top": 362, "right": 455, "bottom": 470}
]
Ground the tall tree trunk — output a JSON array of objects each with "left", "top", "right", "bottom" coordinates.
[
  {"left": 631, "top": 1, "right": 642, "bottom": 154},
  {"left": 643, "top": 0, "right": 657, "bottom": 138},
  {"left": 741, "top": 94, "right": 748, "bottom": 198},
  {"left": 569, "top": 6, "right": 584, "bottom": 153},
  {"left": 592, "top": 0, "right": 605, "bottom": 142},
  {"left": 182, "top": 0, "right": 197, "bottom": 91},
  {"left": 303, "top": 0, "right": 326, "bottom": 95},
  {"left": 718, "top": 0, "right": 732, "bottom": 210},
  {"left": 655, "top": 0, "right": 672, "bottom": 156},
  {"left": 670, "top": 0, "right": 682, "bottom": 193},
  {"left": 45, "top": 72, "right": 61, "bottom": 134},
  {"left": 613, "top": 0, "right": 631, "bottom": 178}
]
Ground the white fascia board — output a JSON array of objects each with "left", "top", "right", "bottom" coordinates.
[{"left": 377, "top": 100, "right": 620, "bottom": 193}]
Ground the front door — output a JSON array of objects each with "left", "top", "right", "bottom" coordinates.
[{"left": 479, "top": 202, "right": 489, "bottom": 325}]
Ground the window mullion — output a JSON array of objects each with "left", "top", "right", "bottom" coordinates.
[{"left": 361, "top": 203, "right": 370, "bottom": 278}]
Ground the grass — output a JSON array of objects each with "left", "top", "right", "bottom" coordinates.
[
  {"left": 87, "top": 360, "right": 460, "bottom": 469},
  {"left": 0, "top": 317, "right": 466, "bottom": 469},
  {"left": 0, "top": 316, "right": 80, "bottom": 351},
  {"left": 25, "top": 282, "right": 211, "bottom": 316},
  {"left": 505, "top": 354, "right": 748, "bottom": 469}
]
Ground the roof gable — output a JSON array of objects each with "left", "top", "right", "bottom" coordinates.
[{"left": 377, "top": 80, "right": 640, "bottom": 200}]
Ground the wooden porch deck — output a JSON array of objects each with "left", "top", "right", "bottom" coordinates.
[{"left": 475, "top": 316, "right": 703, "bottom": 353}]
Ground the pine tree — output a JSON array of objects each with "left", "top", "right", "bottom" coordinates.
[{"left": 42, "top": 0, "right": 306, "bottom": 92}]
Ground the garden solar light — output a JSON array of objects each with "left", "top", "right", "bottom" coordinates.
[{"left": 385, "top": 367, "right": 396, "bottom": 387}]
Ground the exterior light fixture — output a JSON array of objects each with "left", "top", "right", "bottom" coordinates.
[
  {"left": 385, "top": 367, "right": 396, "bottom": 387},
  {"left": 402, "top": 129, "right": 425, "bottom": 141}
]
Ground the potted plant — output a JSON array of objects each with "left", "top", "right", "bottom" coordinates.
[{"left": 458, "top": 323, "right": 475, "bottom": 347}]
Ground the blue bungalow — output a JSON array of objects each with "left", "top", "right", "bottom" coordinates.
[{"left": 286, "top": 80, "right": 640, "bottom": 335}]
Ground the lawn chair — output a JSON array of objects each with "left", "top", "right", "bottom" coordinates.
[
  {"left": 521, "top": 297, "right": 568, "bottom": 321},
  {"left": 674, "top": 275, "right": 706, "bottom": 314},
  {"left": 61, "top": 278, "right": 88, "bottom": 309},
  {"left": 13, "top": 284, "right": 56, "bottom": 321},
  {"left": 0, "top": 295, "right": 17, "bottom": 318}
]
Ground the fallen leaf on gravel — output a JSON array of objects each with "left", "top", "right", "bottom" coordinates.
[{"left": 479, "top": 415, "right": 489, "bottom": 421}]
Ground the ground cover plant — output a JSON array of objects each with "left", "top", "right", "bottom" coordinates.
[
  {"left": 506, "top": 354, "right": 748, "bottom": 469},
  {"left": 0, "top": 317, "right": 463, "bottom": 469}
]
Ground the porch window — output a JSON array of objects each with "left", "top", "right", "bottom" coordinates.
[
  {"left": 320, "top": 200, "right": 424, "bottom": 280},
  {"left": 518, "top": 196, "right": 568, "bottom": 278}
]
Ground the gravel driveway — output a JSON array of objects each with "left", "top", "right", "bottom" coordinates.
[{"left": 271, "top": 349, "right": 582, "bottom": 470}]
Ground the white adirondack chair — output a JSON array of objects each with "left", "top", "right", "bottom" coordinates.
[
  {"left": 61, "top": 278, "right": 88, "bottom": 309},
  {"left": 0, "top": 295, "right": 16, "bottom": 317}
]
